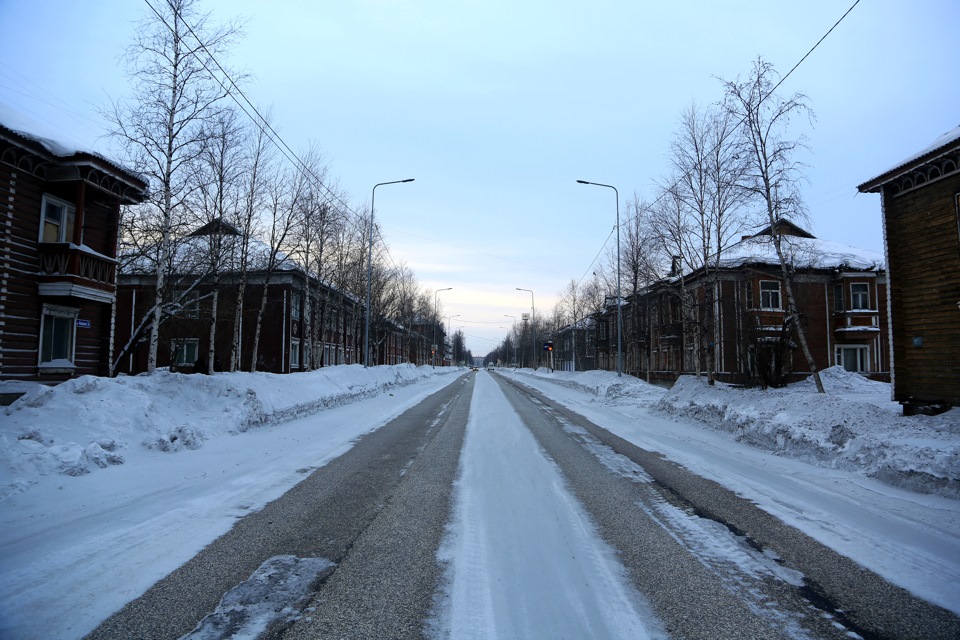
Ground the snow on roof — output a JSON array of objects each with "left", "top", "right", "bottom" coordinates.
[
  {"left": 0, "top": 100, "right": 144, "bottom": 186},
  {"left": 716, "top": 233, "right": 884, "bottom": 271},
  {"left": 858, "top": 124, "right": 960, "bottom": 191}
]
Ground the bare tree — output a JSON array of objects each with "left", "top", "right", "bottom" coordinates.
[
  {"left": 106, "top": 0, "right": 241, "bottom": 372},
  {"left": 721, "top": 58, "right": 824, "bottom": 393},
  {"left": 668, "top": 101, "right": 751, "bottom": 383},
  {"left": 249, "top": 159, "right": 300, "bottom": 372},
  {"left": 228, "top": 113, "right": 273, "bottom": 371},
  {"left": 193, "top": 106, "right": 244, "bottom": 372}
]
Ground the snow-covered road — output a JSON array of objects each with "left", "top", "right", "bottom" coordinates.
[
  {"left": 432, "top": 371, "right": 664, "bottom": 639},
  {"left": 1, "top": 364, "right": 957, "bottom": 639}
]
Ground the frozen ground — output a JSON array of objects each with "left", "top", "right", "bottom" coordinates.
[{"left": 0, "top": 364, "right": 958, "bottom": 639}]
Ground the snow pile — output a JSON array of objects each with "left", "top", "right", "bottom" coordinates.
[
  {"left": 509, "top": 368, "right": 667, "bottom": 408},
  {"left": 657, "top": 367, "right": 960, "bottom": 498},
  {"left": 0, "top": 364, "right": 462, "bottom": 498}
]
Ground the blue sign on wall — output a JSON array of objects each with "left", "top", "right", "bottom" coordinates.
[{"left": 76, "top": 319, "right": 91, "bottom": 328}]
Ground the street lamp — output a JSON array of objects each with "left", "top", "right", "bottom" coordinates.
[
  {"left": 433, "top": 287, "right": 452, "bottom": 367},
  {"left": 516, "top": 288, "right": 535, "bottom": 369},
  {"left": 365, "top": 178, "right": 414, "bottom": 368},
  {"left": 577, "top": 179, "right": 622, "bottom": 377}
]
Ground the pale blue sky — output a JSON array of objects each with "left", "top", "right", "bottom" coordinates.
[{"left": 2, "top": 0, "right": 957, "bottom": 354}]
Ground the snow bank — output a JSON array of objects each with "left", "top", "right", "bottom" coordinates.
[
  {"left": 0, "top": 364, "right": 462, "bottom": 498},
  {"left": 657, "top": 367, "right": 960, "bottom": 498},
  {"left": 506, "top": 368, "right": 667, "bottom": 408},
  {"left": 505, "top": 366, "right": 959, "bottom": 499}
]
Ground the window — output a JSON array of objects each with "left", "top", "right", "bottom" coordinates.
[
  {"left": 834, "top": 284, "right": 844, "bottom": 312},
  {"left": 40, "top": 194, "right": 76, "bottom": 243},
  {"left": 290, "top": 338, "right": 301, "bottom": 368},
  {"left": 292, "top": 293, "right": 302, "bottom": 320},
  {"left": 744, "top": 282, "right": 754, "bottom": 309},
  {"left": 40, "top": 305, "right": 78, "bottom": 364},
  {"left": 171, "top": 339, "right": 199, "bottom": 366},
  {"left": 836, "top": 345, "right": 868, "bottom": 373},
  {"left": 759, "top": 280, "right": 781, "bottom": 310},
  {"left": 851, "top": 283, "right": 870, "bottom": 310},
  {"left": 598, "top": 321, "right": 608, "bottom": 340}
]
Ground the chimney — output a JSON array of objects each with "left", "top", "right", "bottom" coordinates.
[{"left": 670, "top": 255, "right": 682, "bottom": 276}]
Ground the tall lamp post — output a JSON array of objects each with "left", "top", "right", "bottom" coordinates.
[
  {"left": 577, "top": 180, "right": 622, "bottom": 377},
  {"left": 433, "top": 287, "right": 452, "bottom": 367},
  {"left": 365, "top": 178, "right": 414, "bottom": 368},
  {"left": 444, "top": 314, "right": 460, "bottom": 366},
  {"left": 516, "top": 288, "right": 535, "bottom": 369}
]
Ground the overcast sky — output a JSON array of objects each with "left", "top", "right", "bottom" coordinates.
[{"left": 2, "top": 0, "right": 957, "bottom": 356}]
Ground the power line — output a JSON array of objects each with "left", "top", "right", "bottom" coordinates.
[
  {"left": 573, "top": 0, "right": 861, "bottom": 290},
  {"left": 143, "top": 0, "right": 360, "bottom": 222}
]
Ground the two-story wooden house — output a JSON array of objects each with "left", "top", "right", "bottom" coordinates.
[
  {"left": 114, "top": 219, "right": 364, "bottom": 374},
  {"left": 1, "top": 113, "right": 148, "bottom": 383},
  {"left": 858, "top": 125, "right": 960, "bottom": 414},
  {"left": 586, "top": 222, "right": 889, "bottom": 386}
]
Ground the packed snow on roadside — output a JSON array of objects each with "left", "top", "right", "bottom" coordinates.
[
  {"left": 512, "top": 365, "right": 960, "bottom": 499},
  {"left": 0, "top": 364, "right": 464, "bottom": 640},
  {"left": 502, "top": 365, "right": 960, "bottom": 617},
  {"left": 0, "top": 364, "right": 459, "bottom": 497}
]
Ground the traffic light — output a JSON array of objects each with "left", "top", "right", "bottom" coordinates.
[{"left": 543, "top": 341, "right": 553, "bottom": 351}]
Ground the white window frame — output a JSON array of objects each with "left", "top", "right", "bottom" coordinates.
[
  {"left": 759, "top": 280, "right": 782, "bottom": 310},
  {"left": 292, "top": 292, "right": 302, "bottom": 321},
  {"left": 171, "top": 339, "right": 199, "bottom": 366},
  {"left": 39, "top": 304, "right": 78, "bottom": 365},
  {"left": 835, "top": 345, "right": 869, "bottom": 373},
  {"left": 850, "top": 283, "right": 870, "bottom": 310},
  {"left": 290, "top": 338, "right": 301, "bottom": 368},
  {"left": 40, "top": 194, "right": 77, "bottom": 244}
]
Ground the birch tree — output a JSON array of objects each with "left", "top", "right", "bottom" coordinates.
[
  {"left": 668, "top": 102, "right": 751, "bottom": 383},
  {"left": 721, "top": 58, "right": 824, "bottom": 392},
  {"left": 106, "top": 0, "right": 241, "bottom": 372}
]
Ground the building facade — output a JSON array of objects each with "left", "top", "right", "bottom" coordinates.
[
  {"left": 1, "top": 116, "right": 148, "bottom": 383},
  {"left": 587, "top": 223, "right": 889, "bottom": 386},
  {"left": 858, "top": 126, "right": 960, "bottom": 413}
]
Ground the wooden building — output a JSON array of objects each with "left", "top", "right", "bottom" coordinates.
[
  {"left": 858, "top": 126, "right": 960, "bottom": 413},
  {"left": 588, "top": 223, "right": 889, "bottom": 386},
  {"left": 114, "top": 220, "right": 364, "bottom": 374},
  {"left": 0, "top": 115, "right": 148, "bottom": 383}
]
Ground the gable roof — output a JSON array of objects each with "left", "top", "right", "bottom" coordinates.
[
  {"left": 716, "top": 233, "right": 884, "bottom": 272},
  {"left": 858, "top": 125, "right": 960, "bottom": 192},
  {"left": 0, "top": 102, "right": 148, "bottom": 202}
]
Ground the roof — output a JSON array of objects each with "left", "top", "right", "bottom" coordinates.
[
  {"left": 857, "top": 124, "right": 960, "bottom": 192},
  {"left": 0, "top": 101, "right": 148, "bottom": 200},
  {"left": 716, "top": 233, "right": 884, "bottom": 271}
]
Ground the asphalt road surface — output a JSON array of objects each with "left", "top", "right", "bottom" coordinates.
[{"left": 84, "top": 371, "right": 959, "bottom": 639}]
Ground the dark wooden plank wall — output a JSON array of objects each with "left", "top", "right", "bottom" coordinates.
[
  {"left": 884, "top": 175, "right": 960, "bottom": 404},
  {"left": 1, "top": 158, "right": 44, "bottom": 380}
]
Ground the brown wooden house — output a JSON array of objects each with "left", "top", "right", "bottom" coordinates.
[
  {"left": 590, "top": 222, "right": 889, "bottom": 386},
  {"left": 858, "top": 126, "right": 960, "bottom": 414},
  {"left": 114, "top": 220, "right": 364, "bottom": 374},
  {"left": 0, "top": 115, "right": 148, "bottom": 383}
]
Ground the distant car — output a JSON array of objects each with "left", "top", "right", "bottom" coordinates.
[{"left": 471, "top": 366, "right": 479, "bottom": 372}]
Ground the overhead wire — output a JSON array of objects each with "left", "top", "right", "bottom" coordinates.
[{"left": 572, "top": 0, "right": 861, "bottom": 290}]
